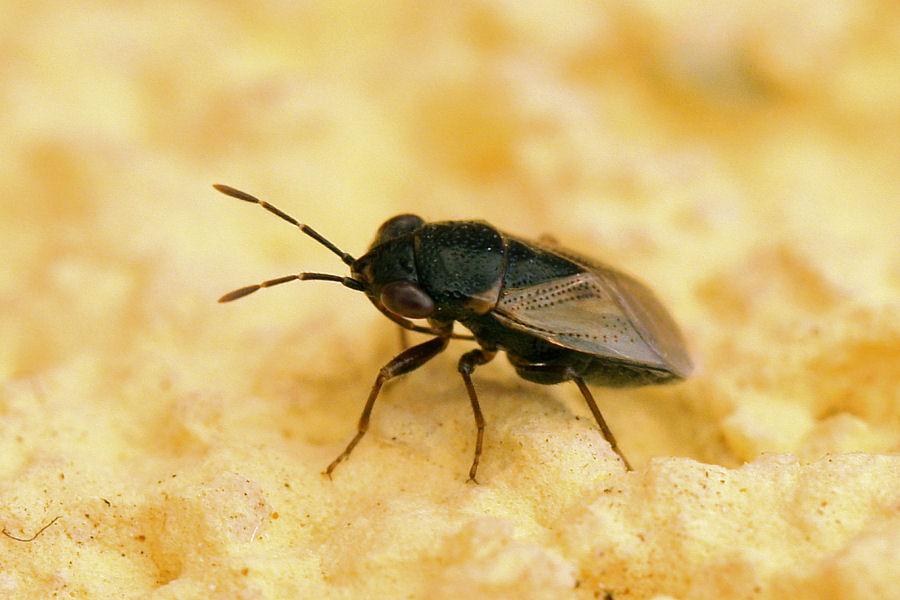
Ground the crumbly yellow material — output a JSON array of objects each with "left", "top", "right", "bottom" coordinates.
[{"left": 1, "top": 2, "right": 898, "bottom": 599}]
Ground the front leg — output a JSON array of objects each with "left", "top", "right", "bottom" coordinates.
[
  {"left": 457, "top": 347, "right": 497, "bottom": 483},
  {"left": 325, "top": 333, "right": 450, "bottom": 477}
]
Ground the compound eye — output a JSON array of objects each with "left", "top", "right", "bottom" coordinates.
[
  {"left": 371, "top": 214, "right": 425, "bottom": 247},
  {"left": 380, "top": 281, "right": 435, "bottom": 319}
]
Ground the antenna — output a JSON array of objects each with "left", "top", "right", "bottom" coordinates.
[
  {"left": 212, "top": 184, "right": 476, "bottom": 341},
  {"left": 218, "top": 273, "right": 365, "bottom": 303},
  {"left": 214, "top": 184, "right": 364, "bottom": 303},
  {"left": 213, "top": 184, "right": 356, "bottom": 266}
]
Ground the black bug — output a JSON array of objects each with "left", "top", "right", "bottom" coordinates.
[{"left": 214, "top": 184, "right": 692, "bottom": 481}]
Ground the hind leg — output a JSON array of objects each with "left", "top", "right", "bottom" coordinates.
[{"left": 508, "top": 358, "right": 632, "bottom": 471}]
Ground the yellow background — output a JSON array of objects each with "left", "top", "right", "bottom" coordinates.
[{"left": 1, "top": 1, "right": 898, "bottom": 598}]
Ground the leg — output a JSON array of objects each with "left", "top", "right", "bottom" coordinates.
[
  {"left": 509, "top": 358, "right": 632, "bottom": 471},
  {"left": 571, "top": 375, "right": 632, "bottom": 471},
  {"left": 325, "top": 334, "right": 449, "bottom": 477},
  {"left": 397, "top": 326, "right": 410, "bottom": 350},
  {"left": 457, "top": 348, "right": 497, "bottom": 483}
]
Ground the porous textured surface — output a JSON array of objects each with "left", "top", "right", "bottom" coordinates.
[{"left": 1, "top": 2, "right": 898, "bottom": 599}]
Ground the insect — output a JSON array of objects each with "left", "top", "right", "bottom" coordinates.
[{"left": 214, "top": 184, "right": 692, "bottom": 481}]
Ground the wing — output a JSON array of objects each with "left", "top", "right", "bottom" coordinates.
[{"left": 493, "top": 264, "right": 693, "bottom": 378}]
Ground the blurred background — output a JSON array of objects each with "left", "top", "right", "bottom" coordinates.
[
  {"left": 2, "top": 2, "right": 899, "bottom": 597},
  {"left": 2, "top": 0, "right": 899, "bottom": 470}
]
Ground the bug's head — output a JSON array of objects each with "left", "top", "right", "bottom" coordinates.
[
  {"left": 213, "top": 185, "right": 437, "bottom": 323},
  {"left": 351, "top": 213, "right": 434, "bottom": 320}
]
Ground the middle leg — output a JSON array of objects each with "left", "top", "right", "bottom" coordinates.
[{"left": 457, "top": 347, "right": 497, "bottom": 483}]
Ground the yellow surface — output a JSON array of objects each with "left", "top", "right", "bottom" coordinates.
[{"left": 2, "top": 2, "right": 899, "bottom": 599}]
